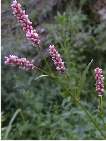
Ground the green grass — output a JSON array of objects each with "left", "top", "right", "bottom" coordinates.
[{"left": 1, "top": 0, "right": 106, "bottom": 139}]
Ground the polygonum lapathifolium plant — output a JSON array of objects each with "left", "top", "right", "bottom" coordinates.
[
  {"left": 4, "top": 55, "right": 36, "bottom": 71},
  {"left": 94, "top": 67, "right": 104, "bottom": 96},
  {"left": 5, "top": 0, "right": 65, "bottom": 73},
  {"left": 49, "top": 45, "right": 65, "bottom": 73},
  {"left": 3, "top": 0, "right": 106, "bottom": 139},
  {"left": 94, "top": 67, "right": 105, "bottom": 114},
  {"left": 11, "top": 0, "right": 40, "bottom": 46}
]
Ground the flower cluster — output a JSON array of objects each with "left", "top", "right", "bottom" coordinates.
[
  {"left": 11, "top": 0, "right": 40, "bottom": 45},
  {"left": 5, "top": 55, "right": 35, "bottom": 71},
  {"left": 5, "top": 1, "right": 66, "bottom": 73},
  {"left": 49, "top": 45, "right": 65, "bottom": 73},
  {"left": 94, "top": 67, "right": 104, "bottom": 96}
]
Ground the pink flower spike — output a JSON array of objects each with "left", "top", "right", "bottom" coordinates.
[
  {"left": 12, "top": 0, "right": 17, "bottom": 5},
  {"left": 4, "top": 55, "right": 36, "bottom": 71},
  {"left": 11, "top": 0, "right": 40, "bottom": 46},
  {"left": 94, "top": 67, "right": 104, "bottom": 96},
  {"left": 49, "top": 45, "right": 65, "bottom": 73}
]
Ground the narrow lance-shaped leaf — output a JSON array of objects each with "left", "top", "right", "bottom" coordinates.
[{"left": 77, "top": 59, "right": 93, "bottom": 96}]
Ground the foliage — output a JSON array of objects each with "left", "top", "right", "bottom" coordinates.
[{"left": 1, "top": 0, "right": 106, "bottom": 139}]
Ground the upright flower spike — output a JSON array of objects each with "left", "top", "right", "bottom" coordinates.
[
  {"left": 11, "top": 0, "right": 40, "bottom": 45},
  {"left": 94, "top": 67, "right": 104, "bottom": 96},
  {"left": 49, "top": 45, "right": 65, "bottom": 73},
  {"left": 5, "top": 55, "right": 36, "bottom": 71}
]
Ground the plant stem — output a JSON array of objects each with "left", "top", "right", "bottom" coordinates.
[
  {"left": 34, "top": 65, "right": 56, "bottom": 79},
  {"left": 98, "top": 96, "right": 105, "bottom": 127},
  {"left": 69, "top": 93, "right": 105, "bottom": 139},
  {"left": 99, "top": 96, "right": 103, "bottom": 114}
]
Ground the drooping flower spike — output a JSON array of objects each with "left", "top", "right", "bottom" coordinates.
[
  {"left": 11, "top": 0, "right": 40, "bottom": 45},
  {"left": 94, "top": 67, "right": 104, "bottom": 96},
  {"left": 5, "top": 55, "right": 36, "bottom": 71},
  {"left": 49, "top": 45, "right": 65, "bottom": 73}
]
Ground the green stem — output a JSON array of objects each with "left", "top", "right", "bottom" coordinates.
[
  {"left": 100, "top": 96, "right": 103, "bottom": 112},
  {"left": 69, "top": 93, "right": 105, "bottom": 139},
  {"left": 33, "top": 65, "right": 56, "bottom": 79},
  {"left": 98, "top": 96, "right": 105, "bottom": 127},
  {"left": 79, "top": 102, "right": 105, "bottom": 139},
  {"left": 20, "top": 110, "right": 25, "bottom": 123},
  {"left": 98, "top": 96, "right": 103, "bottom": 115}
]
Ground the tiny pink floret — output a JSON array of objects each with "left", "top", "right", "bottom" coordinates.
[
  {"left": 11, "top": 0, "right": 40, "bottom": 45},
  {"left": 5, "top": 55, "right": 36, "bottom": 71},
  {"left": 49, "top": 45, "right": 65, "bottom": 73},
  {"left": 94, "top": 67, "right": 104, "bottom": 96}
]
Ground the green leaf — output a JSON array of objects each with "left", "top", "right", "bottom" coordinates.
[
  {"left": 77, "top": 59, "right": 93, "bottom": 96},
  {"left": 34, "top": 75, "right": 48, "bottom": 81},
  {"left": 4, "top": 109, "right": 21, "bottom": 139}
]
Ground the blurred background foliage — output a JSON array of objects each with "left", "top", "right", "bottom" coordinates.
[{"left": 1, "top": 0, "right": 106, "bottom": 139}]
